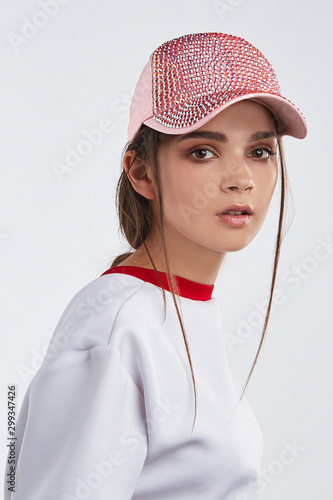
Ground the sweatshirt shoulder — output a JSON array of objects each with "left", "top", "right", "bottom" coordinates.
[{"left": 42, "top": 272, "right": 155, "bottom": 367}]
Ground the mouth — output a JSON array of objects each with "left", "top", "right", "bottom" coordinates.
[
  {"left": 217, "top": 204, "right": 253, "bottom": 215},
  {"left": 216, "top": 205, "right": 253, "bottom": 227}
]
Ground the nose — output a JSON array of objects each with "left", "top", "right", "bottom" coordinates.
[{"left": 220, "top": 159, "right": 255, "bottom": 193}]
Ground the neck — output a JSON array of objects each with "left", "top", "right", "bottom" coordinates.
[{"left": 120, "top": 225, "right": 226, "bottom": 285}]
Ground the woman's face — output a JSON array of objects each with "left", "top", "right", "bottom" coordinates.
[{"left": 156, "top": 100, "right": 279, "bottom": 256}]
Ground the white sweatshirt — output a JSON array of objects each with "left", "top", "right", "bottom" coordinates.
[{"left": 4, "top": 265, "right": 263, "bottom": 500}]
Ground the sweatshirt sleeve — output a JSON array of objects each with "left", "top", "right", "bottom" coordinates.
[{"left": 4, "top": 345, "right": 148, "bottom": 500}]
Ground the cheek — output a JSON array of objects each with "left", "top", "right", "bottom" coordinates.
[
  {"left": 159, "top": 163, "right": 205, "bottom": 220},
  {"left": 255, "top": 166, "right": 278, "bottom": 209}
]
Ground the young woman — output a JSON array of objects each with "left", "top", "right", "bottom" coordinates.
[{"left": 5, "top": 32, "right": 307, "bottom": 500}]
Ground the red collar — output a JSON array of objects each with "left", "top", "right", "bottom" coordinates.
[{"left": 101, "top": 266, "right": 214, "bottom": 301}]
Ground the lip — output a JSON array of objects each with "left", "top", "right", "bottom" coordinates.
[
  {"left": 216, "top": 204, "right": 253, "bottom": 227},
  {"left": 217, "top": 204, "right": 253, "bottom": 216}
]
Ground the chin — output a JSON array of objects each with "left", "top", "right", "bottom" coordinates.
[{"left": 213, "top": 234, "right": 258, "bottom": 253}]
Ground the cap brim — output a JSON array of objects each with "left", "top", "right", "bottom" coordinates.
[{"left": 143, "top": 92, "right": 307, "bottom": 139}]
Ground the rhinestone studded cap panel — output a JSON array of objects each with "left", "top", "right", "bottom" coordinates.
[{"left": 152, "top": 33, "right": 285, "bottom": 130}]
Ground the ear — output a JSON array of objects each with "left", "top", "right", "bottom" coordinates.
[{"left": 123, "top": 151, "right": 156, "bottom": 200}]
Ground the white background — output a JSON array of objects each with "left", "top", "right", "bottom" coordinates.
[{"left": 1, "top": 0, "right": 332, "bottom": 498}]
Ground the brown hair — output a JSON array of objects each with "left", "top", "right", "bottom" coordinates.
[{"left": 110, "top": 123, "right": 289, "bottom": 431}]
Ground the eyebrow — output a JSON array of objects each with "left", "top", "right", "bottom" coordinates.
[
  {"left": 176, "top": 130, "right": 277, "bottom": 143},
  {"left": 249, "top": 131, "right": 278, "bottom": 142}
]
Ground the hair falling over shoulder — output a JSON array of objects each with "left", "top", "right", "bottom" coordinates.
[{"left": 109, "top": 125, "right": 291, "bottom": 431}]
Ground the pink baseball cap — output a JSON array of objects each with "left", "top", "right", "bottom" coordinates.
[{"left": 127, "top": 32, "right": 307, "bottom": 143}]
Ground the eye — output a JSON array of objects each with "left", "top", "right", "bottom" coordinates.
[
  {"left": 248, "top": 147, "right": 276, "bottom": 159},
  {"left": 190, "top": 149, "right": 215, "bottom": 160}
]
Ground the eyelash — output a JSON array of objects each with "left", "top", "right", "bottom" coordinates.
[
  {"left": 190, "top": 147, "right": 277, "bottom": 160},
  {"left": 190, "top": 148, "right": 216, "bottom": 160},
  {"left": 249, "top": 147, "right": 277, "bottom": 159}
]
